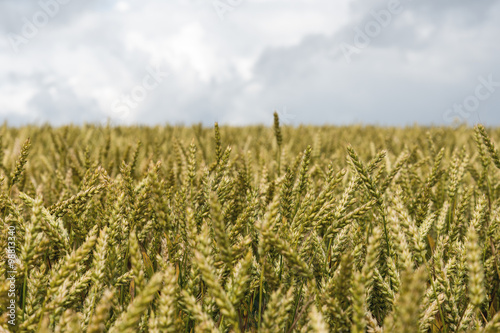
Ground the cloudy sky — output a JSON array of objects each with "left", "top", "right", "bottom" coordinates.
[{"left": 1, "top": 0, "right": 500, "bottom": 126}]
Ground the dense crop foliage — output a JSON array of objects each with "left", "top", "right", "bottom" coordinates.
[{"left": 1, "top": 117, "right": 500, "bottom": 332}]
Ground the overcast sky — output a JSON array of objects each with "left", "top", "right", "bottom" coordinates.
[{"left": 1, "top": 0, "right": 499, "bottom": 126}]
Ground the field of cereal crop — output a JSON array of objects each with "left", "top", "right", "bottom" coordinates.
[{"left": 2, "top": 114, "right": 500, "bottom": 332}]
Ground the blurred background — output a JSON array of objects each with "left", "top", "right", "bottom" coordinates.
[{"left": 1, "top": 0, "right": 499, "bottom": 126}]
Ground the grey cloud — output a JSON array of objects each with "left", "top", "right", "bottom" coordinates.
[
  {"left": 25, "top": 74, "right": 103, "bottom": 125},
  {"left": 243, "top": 0, "right": 500, "bottom": 126},
  {"left": 1, "top": 0, "right": 499, "bottom": 126}
]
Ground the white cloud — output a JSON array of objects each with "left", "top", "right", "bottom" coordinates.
[{"left": 115, "top": 1, "right": 130, "bottom": 12}]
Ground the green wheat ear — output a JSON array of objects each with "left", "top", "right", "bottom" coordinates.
[
  {"left": 477, "top": 124, "right": 500, "bottom": 169},
  {"left": 9, "top": 137, "right": 31, "bottom": 190},
  {"left": 467, "top": 225, "right": 485, "bottom": 313},
  {"left": 273, "top": 111, "right": 283, "bottom": 148},
  {"left": 214, "top": 122, "right": 222, "bottom": 165},
  {"left": 273, "top": 111, "right": 283, "bottom": 177}
]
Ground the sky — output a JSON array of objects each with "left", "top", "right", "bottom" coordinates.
[{"left": 1, "top": 0, "right": 500, "bottom": 126}]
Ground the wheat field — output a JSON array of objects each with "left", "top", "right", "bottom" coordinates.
[{"left": 1, "top": 115, "right": 500, "bottom": 332}]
